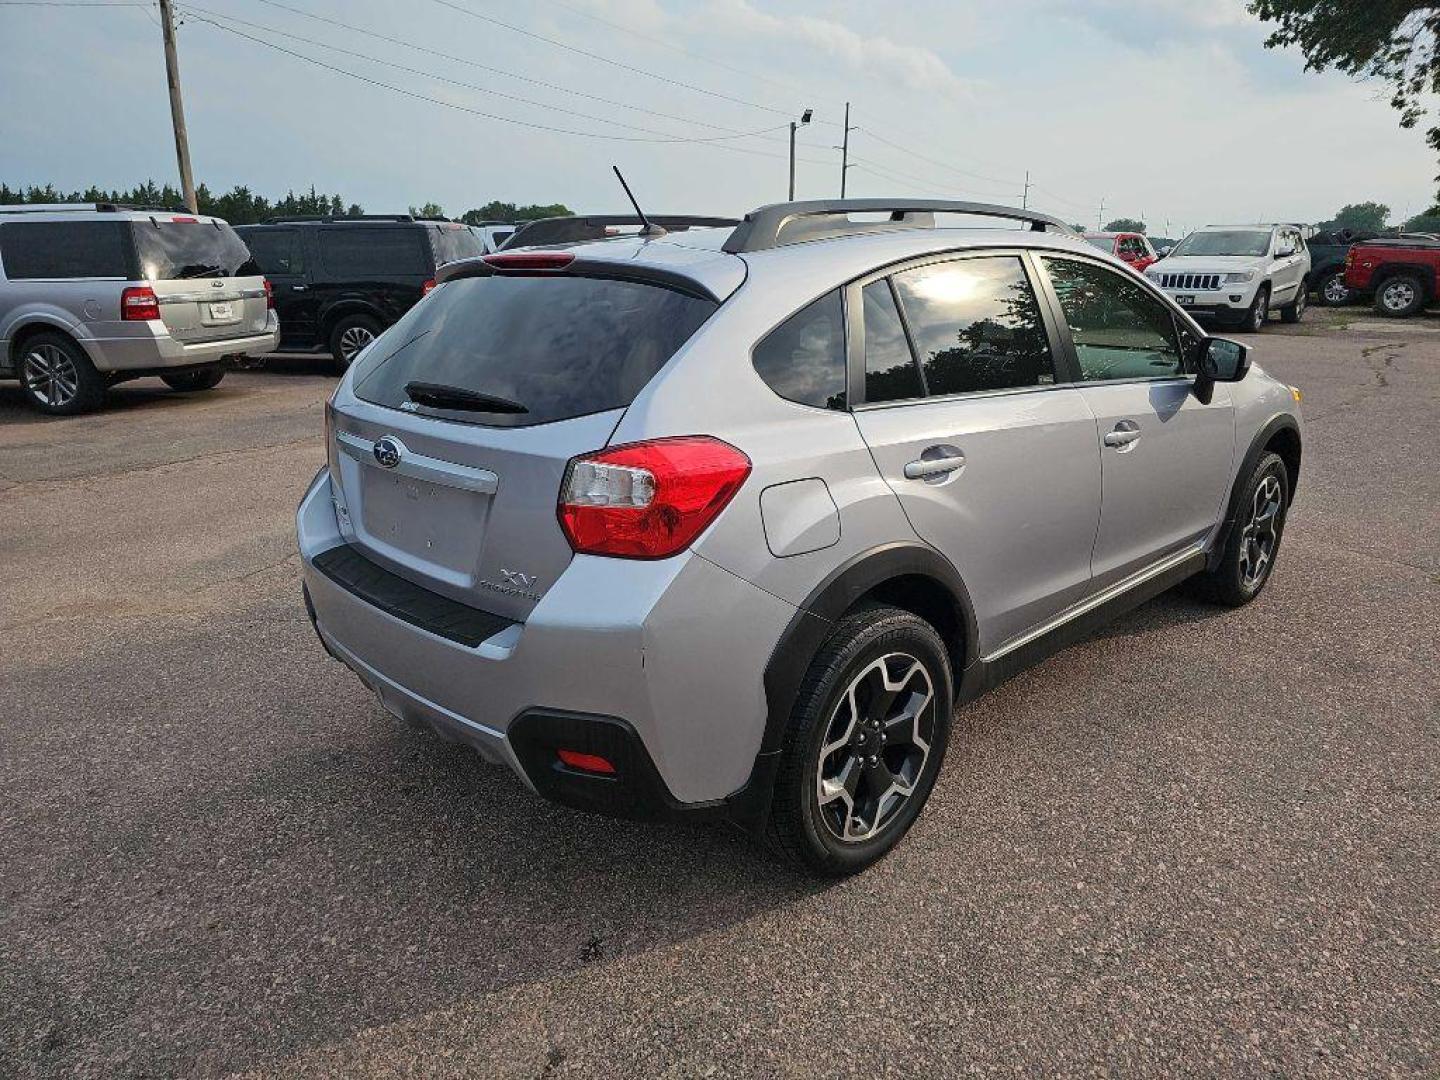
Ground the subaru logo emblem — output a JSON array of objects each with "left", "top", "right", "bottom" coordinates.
[{"left": 373, "top": 436, "right": 404, "bottom": 469}]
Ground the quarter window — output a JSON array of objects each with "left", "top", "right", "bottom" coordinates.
[
  {"left": 751, "top": 290, "right": 847, "bottom": 411},
  {"left": 1043, "top": 257, "right": 1184, "bottom": 380},
  {"left": 317, "top": 227, "right": 429, "bottom": 277},
  {"left": 890, "top": 256, "right": 1056, "bottom": 396},
  {"left": 240, "top": 228, "right": 305, "bottom": 275},
  {"left": 861, "top": 279, "right": 923, "bottom": 403},
  {"left": 0, "top": 221, "right": 132, "bottom": 279}
]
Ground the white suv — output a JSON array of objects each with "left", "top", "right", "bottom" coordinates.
[{"left": 1146, "top": 225, "right": 1310, "bottom": 332}]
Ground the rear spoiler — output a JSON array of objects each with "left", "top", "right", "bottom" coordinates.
[
  {"left": 499, "top": 215, "right": 738, "bottom": 250},
  {"left": 434, "top": 252, "right": 724, "bottom": 302}
]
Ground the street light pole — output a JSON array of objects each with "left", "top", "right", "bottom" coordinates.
[
  {"left": 788, "top": 108, "right": 813, "bottom": 200},
  {"left": 157, "top": 0, "right": 197, "bottom": 212}
]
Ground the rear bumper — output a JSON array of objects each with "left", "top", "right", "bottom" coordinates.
[
  {"left": 296, "top": 468, "right": 798, "bottom": 818},
  {"left": 87, "top": 313, "right": 281, "bottom": 371}
]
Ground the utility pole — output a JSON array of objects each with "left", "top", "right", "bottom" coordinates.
[
  {"left": 1097, "top": 197, "right": 1106, "bottom": 231},
  {"left": 1021, "top": 170, "right": 1031, "bottom": 210},
  {"left": 840, "top": 102, "right": 854, "bottom": 197},
  {"left": 157, "top": 0, "right": 197, "bottom": 212},
  {"left": 788, "top": 107, "right": 813, "bottom": 201}
]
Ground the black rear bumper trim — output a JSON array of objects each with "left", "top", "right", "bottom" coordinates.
[{"left": 311, "top": 543, "right": 516, "bottom": 648}]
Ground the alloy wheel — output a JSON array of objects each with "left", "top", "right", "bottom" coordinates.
[
  {"left": 339, "top": 325, "right": 375, "bottom": 363},
  {"left": 1323, "top": 275, "right": 1349, "bottom": 305},
  {"left": 22, "top": 344, "right": 79, "bottom": 408},
  {"left": 1251, "top": 292, "right": 1268, "bottom": 330},
  {"left": 1381, "top": 280, "right": 1416, "bottom": 313},
  {"left": 1238, "top": 474, "right": 1283, "bottom": 590},
  {"left": 815, "top": 653, "right": 935, "bottom": 843}
]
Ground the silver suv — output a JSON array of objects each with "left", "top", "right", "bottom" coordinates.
[
  {"left": 0, "top": 203, "right": 280, "bottom": 414},
  {"left": 298, "top": 199, "right": 1303, "bottom": 875}
]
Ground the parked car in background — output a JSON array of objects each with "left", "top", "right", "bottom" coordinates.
[
  {"left": 0, "top": 203, "right": 279, "bottom": 415},
  {"left": 468, "top": 222, "right": 515, "bottom": 253},
  {"left": 1084, "top": 231, "right": 1159, "bottom": 273},
  {"left": 1149, "top": 237, "right": 1176, "bottom": 256},
  {"left": 298, "top": 197, "right": 1302, "bottom": 875},
  {"left": 1343, "top": 235, "right": 1440, "bottom": 317},
  {"left": 499, "top": 214, "right": 740, "bottom": 249},
  {"left": 235, "top": 215, "right": 484, "bottom": 369},
  {"left": 1146, "top": 224, "right": 1310, "bottom": 331}
]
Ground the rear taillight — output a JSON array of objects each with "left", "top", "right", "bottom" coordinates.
[
  {"left": 558, "top": 436, "right": 751, "bottom": 560},
  {"left": 263, "top": 278, "right": 275, "bottom": 309},
  {"left": 121, "top": 286, "right": 160, "bottom": 321},
  {"left": 421, "top": 278, "right": 437, "bottom": 295}
]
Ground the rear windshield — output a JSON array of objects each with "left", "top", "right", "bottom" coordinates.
[
  {"left": 1085, "top": 236, "right": 1114, "bottom": 252},
  {"left": 428, "top": 225, "right": 484, "bottom": 266},
  {"left": 131, "top": 219, "right": 256, "bottom": 279},
  {"left": 351, "top": 273, "right": 717, "bottom": 428}
]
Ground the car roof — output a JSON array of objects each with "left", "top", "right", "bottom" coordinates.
[{"left": 0, "top": 204, "right": 229, "bottom": 225}]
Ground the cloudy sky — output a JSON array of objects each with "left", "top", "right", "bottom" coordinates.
[{"left": 2, "top": 0, "right": 1435, "bottom": 233}]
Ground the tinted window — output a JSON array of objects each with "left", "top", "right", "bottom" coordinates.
[
  {"left": 352, "top": 275, "right": 716, "bottom": 427},
  {"left": 751, "top": 290, "right": 847, "bottom": 411},
  {"left": 1171, "top": 230, "right": 1271, "bottom": 257},
  {"left": 0, "top": 221, "right": 132, "bottom": 279},
  {"left": 238, "top": 228, "right": 304, "bottom": 275},
  {"left": 428, "top": 224, "right": 484, "bottom": 266},
  {"left": 862, "top": 279, "right": 923, "bottom": 403},
  {"left": 1086, "top": 236, "right": 1114, "bottom": 253},
  {"left": 891, "top": 256, "right": 1055, "bottom": 395},
  {"left": 1043, "top": 257, "right": 1184, "bottom": 380},
  {"left": 318, "top": 227, "right": 429, "bottom": 277},
  {"left": 131, "top": 220, "right": 255, "bottom": 279}
]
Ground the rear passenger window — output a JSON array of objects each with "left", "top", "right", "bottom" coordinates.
[
  {"left": 751, "top": 290, "right": 847, "bottom": 411},
  {"left": 862, "top": 279, "right": 923, "bottom": 403},
  {"left": 0, "top": 221, "right": 132, "bottom": 279},
  {"left": 241, "top": 228, "right": 305, "bottom": 274},
  {"left": 891, "top": 256, "right": 1056, "bottom": 395},
  {"left": 318, "top": 227, "right": 428, "bottom": 276}
]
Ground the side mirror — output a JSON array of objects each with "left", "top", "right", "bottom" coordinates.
[{"left": 1195, "top": 337, "right": 1249, "bottom": 402}]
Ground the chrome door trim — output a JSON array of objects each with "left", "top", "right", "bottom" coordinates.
[
  {"left": 982, "top": 542, "right": 1205, "bottom": 663},
  {"left": 335, "top": 430, "right": 499, "bottom": 495}
]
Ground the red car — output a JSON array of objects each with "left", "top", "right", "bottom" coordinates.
[{"left": 1084, "top": 232, "right": 1159, "bottom": 273}]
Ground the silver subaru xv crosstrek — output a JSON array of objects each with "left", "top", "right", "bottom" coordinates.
[{"left": 298, "top": 199, "right": 1302, "bottom": 876}]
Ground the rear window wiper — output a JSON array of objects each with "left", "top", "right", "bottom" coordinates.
[
  {"left": 175, "top": 264, "right": 225, "bottom": 279},
  {"left": 404, "top": 381, "right": 528, "bottom": 414}
]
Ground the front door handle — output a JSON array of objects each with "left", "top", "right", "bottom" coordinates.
[
  {"left": 1103, "top": 421, "right": 1142, "bottom": 450},
  {"left": 904, "top": 448, "right": 966, "bottom": 480},
  {"left": 291, "top": 284, "right": 308, "bottom": 291}
]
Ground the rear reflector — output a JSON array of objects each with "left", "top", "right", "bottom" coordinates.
[
  {"left": 483, "top": 252, "right": 575, "bottom": 271},
  {"left": 556, "top": 749, "right": 617, "bottom": 775},
  {"left": 121, "top": 285, "right": 160, "bottom": 321},
  {"left": 558, "top": 436, "right": 751, "bottom": 560}
]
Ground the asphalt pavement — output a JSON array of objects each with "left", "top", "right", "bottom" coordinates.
[{"left": 1, "top": 316, "right": 1436, "bottom": 1078}]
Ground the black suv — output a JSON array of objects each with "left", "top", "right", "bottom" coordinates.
[{"left": 234, "top": 216, "right": 483, "bottom": 369}]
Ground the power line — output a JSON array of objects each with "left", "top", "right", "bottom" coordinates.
[
  {"left": 847, "top": 155, "right": 1021, "bottom": 201},
  {"left": 183, "top": 13, "right": 834, "bottom": 164},
  {"left": 246, "top": 0, "right": 770, "bottom": 139},
  {"left": 854, "top": 126, "right": 1020, "bottom": 189},
  {"left": 428, "top": 0, "right": 798, "bottom": 119},
  {"left": 181, "top": 4, "right": 785, "bottom": 145}
]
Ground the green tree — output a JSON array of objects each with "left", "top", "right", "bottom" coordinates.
[
  {"left": 1325, "top": 201, "right": 1391, "bottom": 232},
  {"left": 461, "top": 201, "right": 573, "bottom": 224},
  {"left": 410, "top": 201, "right": 446, "bottom": 218},
  {"left": 1103, "top": 217, "right": 1146, "bottom": 233},
  {"left": 1404, "top": 210, "right": 1440, "bottom": 232},
  {"left": 1250, "top": 2, "right": 1440, "bottom": 169}
]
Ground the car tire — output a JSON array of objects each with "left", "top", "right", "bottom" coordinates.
[
  {"left": 766, "top": 605, "right": 954, "bottom": 877},
  {"left": 328, "top": 314, "right": 381, "bottom": 372},
  {"left": 1317, "top": 270, "right": 1351, "bottom": 307},
  {"left": 1189, "top": 451, "right": 1290, "bottom": 608},
  {"left": 1245, "top": 285, "right": 1270, "bottom": 332},
  {"left": 1373, "top": 274, "right": 1425, "bottom": 318},
  {"left": 160, "top": 364, "right": 226, "bottom": 392},
  {"left": 1279, "top": 279, "right": 1307, "bottom": 323},
  {"left": 16, "top": 331, "right": 107, "bottom": 416}
]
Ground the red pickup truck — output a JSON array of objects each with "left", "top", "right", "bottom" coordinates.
[{"left": 1344, "top": 238, "right": 1440, "bottom": 317}]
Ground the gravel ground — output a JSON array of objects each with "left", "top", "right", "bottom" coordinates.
[{"left": 1, "top": 322, "right": 1436, "bottom": 1078}]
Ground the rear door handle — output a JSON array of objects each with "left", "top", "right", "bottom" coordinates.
[
  {"left": 291, "top": 284, "right": 307, "bottom": 291},
  {"left": 1103, "top": 421, "right": 1142, "bottom": 449},
  {"left": 904, "top": 449, "right": 966, "bottom": 479}
]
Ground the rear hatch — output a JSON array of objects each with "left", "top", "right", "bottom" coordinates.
[
  {"left": 328, "top": 265, "right": 718, "bottom": 621},
  {"left": 425, "top": 221, "right": 484, "bottom": 268},
  {"left": 131, "top": 216, "right": 270, "bottom": 342}
]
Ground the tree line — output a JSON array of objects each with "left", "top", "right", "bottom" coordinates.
[{"left": 2, "top": 182, "right": 572, "bottom": 226}]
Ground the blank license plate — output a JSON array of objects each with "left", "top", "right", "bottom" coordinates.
[
  {"left": 207, "top": 301, "right": 237, "bottom": 322},
  {"left": 1176, "top": 295, "right": 1196, "bottom": 306}
]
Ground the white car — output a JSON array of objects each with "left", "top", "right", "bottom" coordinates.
[{"left": 1146, "top": 225, "right": 1310, "bottom": 332}]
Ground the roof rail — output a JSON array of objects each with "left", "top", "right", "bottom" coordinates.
[
  {"left": 500, "top": 214, "right": 739, "bottom": 250},
  {"left": 0, "top": 202, "right": 193, "bottom": 215},
  {"left": 263, "top": 213, "right": 416, "bottom": 224},
  {"left": 722, "top": 199, "right": 1077, "bottom": 254}
]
